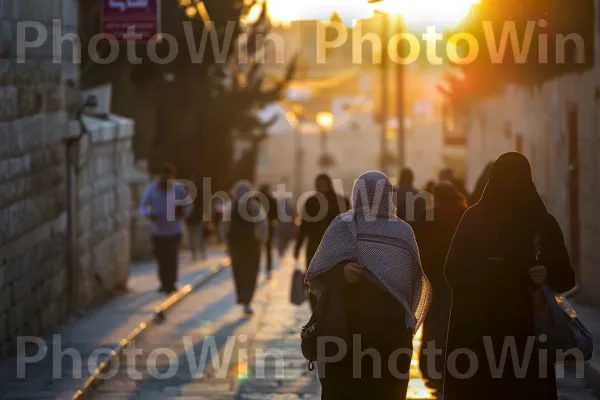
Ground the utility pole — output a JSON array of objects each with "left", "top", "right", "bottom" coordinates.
[
  {"left": 396, "top": 15, "right": 406, "bottom": 173},
  {"left": 379, "top": 11, "right": 389, "bottom": 174}
]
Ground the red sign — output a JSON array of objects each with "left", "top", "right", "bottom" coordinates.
[{"left": 102, "top": 0, "right": 161, "bottom": 43}]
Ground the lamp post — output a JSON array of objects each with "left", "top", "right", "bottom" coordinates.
[
  {"left": 316, "top": 111, "right": 335, "bottom": 173},
  {"left": 395, "top": 15, "right": 405, "bottom": 172},
  {"left": 368, "top": 0, "right": 405, "bottom": 174},
  {"left": 379, "top": 10, "right": 389, "bottom": 174}
]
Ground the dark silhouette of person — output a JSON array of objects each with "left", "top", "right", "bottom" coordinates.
[
  {"left": 259, "top": 184, "right": 278, "bottom": 280},
  {"left": 294, "top": 174, "right": 349, "bottom": 311},
  {"left": 395, "top": 167, "right": 426, "bottom": 223},
  {"left": 413, "top": 182, "right": 467, "bottom": 388},
  {"left": 443, "top": 152, "right": 575, "bottom": 400},
  {"left": 221, "top": 181, "right": 267, "bottom": 315}
]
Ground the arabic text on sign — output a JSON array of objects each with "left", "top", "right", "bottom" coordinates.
[{"left": 109, "top": 0, "right": 150, "bottom": 11}]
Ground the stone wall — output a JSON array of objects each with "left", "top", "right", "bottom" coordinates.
[
  {"left": 0, "top": 0, "right": 135, "bottom": 357},
  {"left": 0, "top": 0, "right": 74, "bottom": 357},
  {"left": 74, "top": 116, "right": 134, "bottom": 308},
  {"left": 464, "top": 67, "right": 600, "bottom": 306}
]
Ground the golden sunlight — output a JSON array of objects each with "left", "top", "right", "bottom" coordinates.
[
  {"left": 374, "top": 0, "right": 479, "bottom": 29},
  {"left": 267, "top": 0, "right": 478, "bottom": 30},
  {"left": 267, "top": 0, "right": 373, "bottom": 25},
  {"left": 408, "top": 326, "right": 438, "bottom": 399}
]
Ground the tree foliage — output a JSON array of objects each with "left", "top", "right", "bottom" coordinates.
[
  {"left": 79, "top": 0, "right": 297, "bottom": 192},
  {"left": 440, "top": 0, "right": 596, "bottom": 108}
]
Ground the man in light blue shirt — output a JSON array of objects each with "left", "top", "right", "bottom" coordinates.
[{"left": 139, "top": 163, "right": 193, "bottom": 293}]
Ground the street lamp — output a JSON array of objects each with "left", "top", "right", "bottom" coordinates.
[{"left": 316, "top": 111, "right": 335, "bottom": 172}]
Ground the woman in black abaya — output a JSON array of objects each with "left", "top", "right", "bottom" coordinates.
[
  {"left": 443, "top": 152, "right": 575, "bottom": 400},
  {"left": 221, "top": 181, "right": 267, "bottom": 316}
]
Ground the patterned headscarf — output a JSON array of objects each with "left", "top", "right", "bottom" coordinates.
[{"left": 306, "top": 171, "right": 432, "bottom": 333}]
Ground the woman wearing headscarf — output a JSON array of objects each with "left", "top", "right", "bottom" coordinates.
[
  {"left": 221, "top": 181, "right": 267, "bottom": 315},
  {"left": 412, "top": 182, "right": 467, "bottom": 388},
  {"left": 306, "top": 171, "right": 432, "bottom": 400},
  {"left": 443, "top": 152, "right": 575, "bottom": 400}
]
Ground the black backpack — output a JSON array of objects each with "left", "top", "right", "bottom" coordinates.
[{"left": 300, "top": 282, "right": 347, "bottom": 371}]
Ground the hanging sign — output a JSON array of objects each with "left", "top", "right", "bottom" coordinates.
[{"left": 102, "top": 0, "right": 161, "bottom": 43}]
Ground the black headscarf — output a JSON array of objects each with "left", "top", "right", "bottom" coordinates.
[
  {"left": 316, "top": 173, "right": 333, "bottom": 193},
  {"left": 479, "top": 152, "right": 547, "bottom": 225}
]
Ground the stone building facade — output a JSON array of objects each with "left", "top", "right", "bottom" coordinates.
[
  {"left": 463, "top": 67, "right": 600, "bottom": 307},
  {"left": 0, "top": 0, "right": 135, "bottom": 357}
]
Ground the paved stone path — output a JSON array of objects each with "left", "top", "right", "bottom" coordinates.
[
  {"left": 0, "top": 249, "right": 226, "bottom": 400},
  {"left": 3, "top": 249, "right": 596, "bottom": 400}
]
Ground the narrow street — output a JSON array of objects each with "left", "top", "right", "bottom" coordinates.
[
  {"left": 78, "top": 255, "right": 597, "bottom": 400},
  {"left": 81, "top": 255, "right": 435, "bottom": 399}
]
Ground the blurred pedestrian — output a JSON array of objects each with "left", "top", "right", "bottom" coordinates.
[
  {"left": 469, "top": 161, "right": 493, "bottom": 205},
  {"left": 294, "top": 174, "right": 349, "bottom": 311},
  {"left": 412, "top": 182, "right": 467, "bottom": 388},
  {"left": 212, "top": 197, "right": 225, "bottom": 244},
  {"left": 423, "top": 180, "right": 436, "bottom": 195},
  {"left": 276, "top": 194, "right": 295, "bottom": 257},
  {"left": 185, "top": 177, "right": 206, "bottom": 261},
  {"left": 395, "top": 167, "right": 426, "bottom": 223},
  {"left": 185, "top": 211, "right": 206, "bottom": 262},
  {"left": 438, "top": 167, "right": 454, "bottom": 182},
  {"left": 439, "top": 167, "right": 469, "bottom": 203},
  {"left": 140, "top": 163, "right": 192, "bottom": 294},
  {"left": 306, "top": 171, "right": 432, "bottom": 400},
  {"left": 221, "top": 181, "right": 267, "bottom": 316},
  {"left": 443, "top": 152, "right": 575, "bottom": 400},
  {"left": 259, "top": 184, "right": 278, "bottom": 280}
]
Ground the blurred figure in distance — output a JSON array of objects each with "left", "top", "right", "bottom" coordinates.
[
  {"left": 259, "top": 184, "right": 278, "bottom": 280},
  {"left": 412, "top": 181, "right": 467, "bottom": 388},
  {"left": 294, "top": 174, "right": 350, "bottom": 311},
  {"left": 395, "top": 167, "right": 427, "bottom": 223},
  {"left": 221, "top": 181, "right": 267, "bottom": 316},
  {"left": 139, "top": 163, "right": 192, "bottom": 294}
]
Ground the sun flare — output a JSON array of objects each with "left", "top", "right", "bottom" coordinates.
[{"left": 267, "top": 0, "right": 479, "bottom": 29}]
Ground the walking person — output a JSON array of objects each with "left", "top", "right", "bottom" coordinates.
[
  {"left": 395, "top": 167, "right": 426, "bottom": 223},
  {"left": 185, "top": 213, "right": 206, "bottom": 262},
  {"left": 221, "top": 181, "right": 267, "bottom": 316},
  {"left": 412, "top": 182, "right": 467, "bottom": 388},
  {"left": 212, "top": 197, "right": 225, "bottom": 244},
  {"left": 294, "top": 174, "right": 349, "bottom": 311},
  {"left": 275, "top": 195, "right": 295, "bottom": 257},
  {"left": 306, "top": 171, "right": 432, "bottom": 400},
  {"left": 443, "top": 152, "right": 576, "bottom": 400},
  {"left": 140, "top": 163, "right": 192, "bottom": 294},
  {"left": 185, "top": 184, "right": 206, "bottom": 261},
  {"left": 439, "top": 167, "right": 470, "bottom": 202},
  {"left": 259, "top": 184, "right": 278, "bottom": 280}
]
